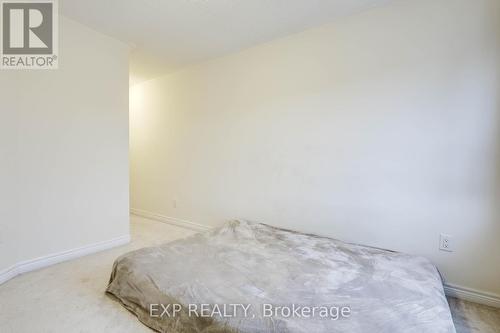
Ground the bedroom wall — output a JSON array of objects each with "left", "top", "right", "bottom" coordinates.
[
  {"left": 130, "top": 0, "right": 500, "bottom": 297},
  {"left": 0, "top": 17, "right": 130, "bottom": 275}
]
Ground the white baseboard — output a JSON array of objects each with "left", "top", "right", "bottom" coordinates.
[
  {"left": 130, "top": 208, "right": 212, "bottom": 232},
  {"left": 0, "top": 234, "right": 130, "bottom": 285},
  {"left": 444, "top": 283, "right": 500, "bottom": 308}
]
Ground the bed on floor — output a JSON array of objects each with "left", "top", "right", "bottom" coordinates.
[{"left": 106, "top": 220, "right": 456, "bottom": 333}]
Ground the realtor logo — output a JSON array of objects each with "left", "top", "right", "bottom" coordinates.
[{"left": 1, "top": 0, "right": 58, "bottom": 69}]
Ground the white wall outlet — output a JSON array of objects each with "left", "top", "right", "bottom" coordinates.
[{"left": 439, "top": 234, "right": 454, "bottom": 252}]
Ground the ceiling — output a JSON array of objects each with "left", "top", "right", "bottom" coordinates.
[{"left": 61, "top": 0, "right": 394, "bottom": 84}]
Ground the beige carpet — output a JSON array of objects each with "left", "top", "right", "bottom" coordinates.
[
  {"left": 0, "top": 215, "right": 498, "bottom": 332},
  {"left": 449, "top": 297, "right": 500, "bottom": 333}
]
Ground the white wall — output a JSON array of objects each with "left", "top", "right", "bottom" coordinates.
[
  {"left": 130, "top": 0, "right": 500, "bottom": 296},
  {"left": 0, "top": 17, "right": 130, "bottom": 273}
]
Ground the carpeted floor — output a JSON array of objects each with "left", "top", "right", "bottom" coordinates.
[
  {"left": 0, "top": 215, "right": 498, "bottom": 332},
  {"left": 449, "top": 297, "right": 500, "bottom": 333}
]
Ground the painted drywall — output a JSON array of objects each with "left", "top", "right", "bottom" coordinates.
[
  {"left": 0, "top": 17, "right": 130, "bottom": 273},
  {"left": 130, "top": 0, "right": 500, "bottom": 296}
]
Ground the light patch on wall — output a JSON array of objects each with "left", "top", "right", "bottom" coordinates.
[{"left": 129, "top": 83, "right": 147, "bottom": 146}]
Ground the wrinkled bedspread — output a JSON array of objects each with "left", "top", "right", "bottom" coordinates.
[{"left": 106, "top": 221, "right": 456, "bottom": 333}]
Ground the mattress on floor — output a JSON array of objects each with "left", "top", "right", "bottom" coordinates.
[{"left": 106, "top": 220, "right": 456, "bottom": 333}]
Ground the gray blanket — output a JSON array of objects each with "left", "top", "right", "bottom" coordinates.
[{"left": 106, "top": 220, "right": 456, "bottom": 333}]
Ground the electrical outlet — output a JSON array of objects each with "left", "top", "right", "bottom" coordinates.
[{"left": 439, "top": 234, "right": 453, "bottom": 252}]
